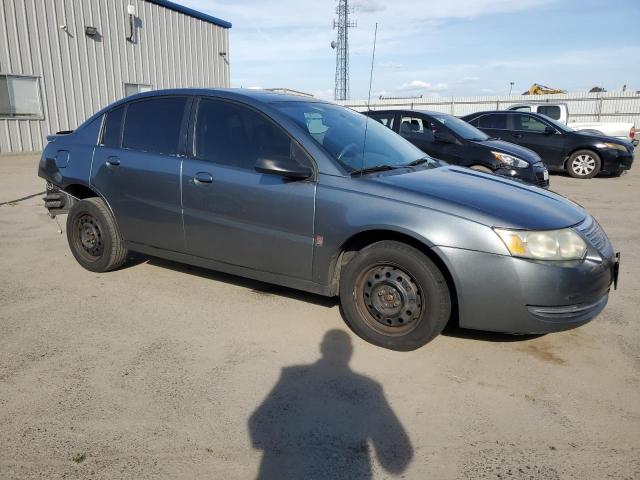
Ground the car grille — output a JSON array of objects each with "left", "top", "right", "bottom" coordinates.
[{"left": 575, "top": 216, "right": 614, "bottom": 259}]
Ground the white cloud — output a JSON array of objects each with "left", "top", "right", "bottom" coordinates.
[
  {"left": 352, "top": 0, "right": 386, "bottom": 14},
  {"left": 400, "top": 80, "right": 448, "bottom": 91}
]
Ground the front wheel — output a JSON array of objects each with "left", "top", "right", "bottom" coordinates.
[
  {"left": 567, "top": 150, "right": 601, "bottom": 179},
  {"left": 66, "top": 197, "right": 128, "bottom": 272},
  {"left": 339, "top": 241, "right": 451, "bottom": 351}
]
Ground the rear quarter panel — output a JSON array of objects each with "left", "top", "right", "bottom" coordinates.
[{"left": 38, "top": 115, "right": 103, "bottom": 189}]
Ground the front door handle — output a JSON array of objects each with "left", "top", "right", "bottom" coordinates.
[
  {"left": 512, "top": 133, "right": 522, "bottom": 139},
  {"left": 194, "top": 172, "right": 213, "bottom": 184},
  {"left": 106, "top": 156, "right": 120, "bottom": 167}
]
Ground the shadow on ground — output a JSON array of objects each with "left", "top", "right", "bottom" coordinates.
[
  {"left": 248, "top": 330, "right": 413, "bottom": 479},
  {"left": 127, "top": 253, "right": 338, "bottom": 308},
  {"left": 127, "top": 254, "right": 540, "bottom": 344},
  {"left": 442, "top": 324, "right": 545, "bottom": 343}
]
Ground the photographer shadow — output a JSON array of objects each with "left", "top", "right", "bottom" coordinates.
[{"left": 248, "top": 330, "right": 413, "bottom": 480}]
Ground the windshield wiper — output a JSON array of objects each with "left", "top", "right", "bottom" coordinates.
[
  {"left": 350, "top": 164, "right": 400, "bottom": 176},
  {"left": 406, "top": 157, "right": 431, "bottom": 167}
]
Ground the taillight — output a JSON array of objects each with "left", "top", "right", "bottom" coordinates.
[{"left": 631, "top": 128, "right": 635, "bottom": 140}]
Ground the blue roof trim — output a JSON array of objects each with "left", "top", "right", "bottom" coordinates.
[{"left": 147, "top": 0, "right": 232, "bottom": 28}]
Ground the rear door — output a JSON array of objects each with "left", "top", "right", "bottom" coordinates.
[
  {"left": 91, "top": 96, "right": 189, "bottom": 252},
  {"left": 470, "top": 113, "right": 509, "bottom": 141},
  {"left": 181, "top": 97, "right": 316, "bottom": 280}
]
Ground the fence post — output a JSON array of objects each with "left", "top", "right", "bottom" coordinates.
[{"left": 597, "top": 95, "right": 603, "bottom": 122}]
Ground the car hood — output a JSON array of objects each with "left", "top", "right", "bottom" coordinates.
[
  {"left": 472, "top": 139, "right": 542, "bottom": 163},
  {"left": 575, "top": 131, "right": 634, "bottom": 148},
  {"left": 371, "top": 165, "right": 586, "bottom": 230}
]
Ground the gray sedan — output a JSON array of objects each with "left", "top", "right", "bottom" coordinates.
[{"left": 38, "top": 89, "right": 619, "bottom": 350}]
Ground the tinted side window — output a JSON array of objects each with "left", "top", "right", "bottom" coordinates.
[
  {"left": 400, "top": 116, "right": 433, "bottom": 142},
  {"left": 195, "top": 99, "right": 308, "bottom": 170},
  {"left": 478, "top": 114, "right": 506, "bottom": 129},
  {"left": 371, "top": 114, "right": 395, "bottom": 130},
  {"left": 122, "top": 97, "right": 187, "bottom": 155},
  {"left": 514, "top": 114, "right": 547, "bottom": 132},
  {"left": 101, "top": 106, "right": 124, "bottom": 148},
  {"left": 537, "top": 105, "right": 561, "bottom": 120}
]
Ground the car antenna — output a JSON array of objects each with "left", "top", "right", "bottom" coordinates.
[{"left": 360, "top": 22, "right": 378, "bottom": 177}]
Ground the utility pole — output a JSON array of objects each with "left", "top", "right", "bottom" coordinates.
[{"left": 331, "top": 0, "right": 356, "bottom": 101}]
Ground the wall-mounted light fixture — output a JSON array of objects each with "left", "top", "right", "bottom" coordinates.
[
  {"left": 85, "top": 26, "right": 98, "bottom": 37},
  {"left": 219, "top": 52, "right": 229, "bottom": 65},
  {"left": 126, "top": 4, "right": 137, "bottom": 42}
]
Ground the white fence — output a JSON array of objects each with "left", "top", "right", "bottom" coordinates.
[{"left": 338, "top": 91, "right": 640, "bottom": 126}]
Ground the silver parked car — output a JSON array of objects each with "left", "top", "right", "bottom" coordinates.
[{"left": 38, "top": 89, "right": 620, "bottom": 350}]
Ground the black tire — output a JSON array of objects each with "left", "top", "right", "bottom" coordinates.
[
  {"left": 66, "top": 197, "right": 127, "bottom": 272},
  {"left": 339, "top": 241, "right": 451, "bottom": 351},
  {"left": 566, "top": 150, "right": 601, "bottom": 179},
  {"left": 609, "top": 169, "right": 624, "bottom": 177}
]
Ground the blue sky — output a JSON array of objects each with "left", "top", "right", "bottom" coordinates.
[{"left": 182, "top": 0, "right": 640, "bottom": 100}]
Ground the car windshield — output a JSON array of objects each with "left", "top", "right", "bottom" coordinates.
[
  {"left": 272, "top": 101, "right": 432, "bottom": 172},
  {"left": 540, "top": 115, "right": 574, "bottom": 133},
  {"left": 430, "top": 113, "right": 489, "bottom": 141}
]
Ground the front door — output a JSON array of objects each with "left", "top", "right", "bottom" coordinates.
[
  {"left": 510, "top": 113, "right": 566, "bottom": 168},
  {"left": 181, "top": 98, "right": 316, "bottom": 280},
  {"left": 91, "top": 96, "right": 189, "bottom": 252}
]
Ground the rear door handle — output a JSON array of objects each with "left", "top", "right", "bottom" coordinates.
[
  {"left": 512, "top": 133, "right": 522, "bottom": 139},
  {"left": 194, "top": 172, "right": 213, "bottom": 184},
  {"left": 106, "top": 156, "right": 120, "bottom": 167}
]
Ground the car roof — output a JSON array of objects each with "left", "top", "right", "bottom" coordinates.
[
  {"left": 124, "top": 87, "right": 328, "bottom": 104},
  {"left": 369, "top": 108, "right": 451, "bottom": 117},
  {"left": 83, "top": 88, "right": 333, "bottom": 126}
]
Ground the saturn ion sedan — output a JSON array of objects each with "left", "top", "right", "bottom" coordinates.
[{"left": 38, "top": 89, "right": 620, "bottom": 351}]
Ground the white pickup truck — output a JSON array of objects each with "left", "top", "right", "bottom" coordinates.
[{"left": 507, "top": 103, "right": 637, "bottom": 146}]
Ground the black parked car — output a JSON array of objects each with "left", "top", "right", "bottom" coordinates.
[
  {"left": 462, "top": 111, "right": 635, "bottom": 179},
  {"left": 365, "top": 109, "right": 549, "bottom": 188}
]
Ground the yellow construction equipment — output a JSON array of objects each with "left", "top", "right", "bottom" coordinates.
[{"left": 522, "top": 83, "right": 567, "bottom": 95}]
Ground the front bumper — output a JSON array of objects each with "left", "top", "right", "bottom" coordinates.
[
  {"left": 494, "top": 162, "right": 549, "bottom": 189},
  {"left": 435, "top": 237, "right": 617, "bottom": 334},
  {"left": 600, "top": 149, "right": 634, "bottom": 174}
]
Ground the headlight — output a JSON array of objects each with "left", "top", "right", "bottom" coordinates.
[
  {"left": 491, "top": 151, "right": 529, "bottom": 168},
  {"left": 494, "top": 228, "right": 587, "bottom": 260},
  {"left": 599, "top": 142, "right": 628, "bottom": 152}
]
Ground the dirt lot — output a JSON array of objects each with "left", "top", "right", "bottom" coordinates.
[{"left": 1, "top": 153, "right": 639, "bottom": 479}]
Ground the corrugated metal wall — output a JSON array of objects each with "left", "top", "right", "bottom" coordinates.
[
  {"left": 339, "top": 91, "right": 640, "bottom": 126},
  {"left": 0, "top": 0, "right": 230, "bottom": 153}
]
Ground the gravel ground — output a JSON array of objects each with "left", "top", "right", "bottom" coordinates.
[{"left": 1, "top": 153, "right": 639, "bottom": 479}]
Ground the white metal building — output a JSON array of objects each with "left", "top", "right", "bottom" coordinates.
[{"left": 0, "top": 0, "right": 231, "bottom": 153}]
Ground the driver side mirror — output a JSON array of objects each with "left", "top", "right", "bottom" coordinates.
[
  {"left": 255, "top": 156, "right": 313, "bottom": 180},
  {"left": 544, "top": 126, "right": 557, "bottom": 135}
]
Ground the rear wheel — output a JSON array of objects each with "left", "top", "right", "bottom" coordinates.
[
  {"left": 339, "top": 241, "right": 451, "bottom": 351},
  {"left": 567, "top": 150, "right": 601, "bottom": 179},
  {"left": 67, "top": 197, "right": 127, "bottom": 272}
]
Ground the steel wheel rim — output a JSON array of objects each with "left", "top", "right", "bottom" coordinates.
[
  {"left": 354, "top": 263, "right": 423, "bottom": 336},
  {"left": 572, "top": 154, "right": 596, "bottom": 176},
  {"left": 74, "top": 213, "right": 104, "bottom": 261}
]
